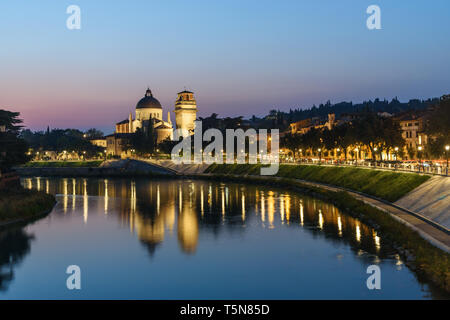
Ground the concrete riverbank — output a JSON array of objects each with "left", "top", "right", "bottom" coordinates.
[{"left": 395, "top": 175, "right": 450, "bottom": 229}]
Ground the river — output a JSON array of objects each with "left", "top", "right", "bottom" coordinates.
[{"left": 0, "top": 177, "right": 446, "bottom": 299}]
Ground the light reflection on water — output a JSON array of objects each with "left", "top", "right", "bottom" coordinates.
[{"left": 0, "top": 177, "right": 446, "bottom": 299}]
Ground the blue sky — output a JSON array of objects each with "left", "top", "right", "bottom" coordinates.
[{"left": 0, "top": 0, "right": 449, "bottom": 132}]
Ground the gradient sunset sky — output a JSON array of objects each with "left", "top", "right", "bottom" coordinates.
[{"left": 1, "top": 0, "right": 449, "bottom": 133}]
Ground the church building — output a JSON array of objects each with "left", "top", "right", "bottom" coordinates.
[{"left": 106, "top": 88, "right": 197, "bottom": 157}]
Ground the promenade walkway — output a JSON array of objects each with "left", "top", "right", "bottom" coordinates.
[
  {"left": 395, "top": 176, "right": 450, "bottom": 229},
  {"left": 290, "top": 178, "right": 450, "bottom": 253}
]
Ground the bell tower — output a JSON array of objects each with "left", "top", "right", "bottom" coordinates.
[{"left": 174, "top": 90, "right": 197, "bottom": 136}]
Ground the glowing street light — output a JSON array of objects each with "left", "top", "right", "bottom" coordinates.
[
  {"left": 373, "top": 147, "right": 378, "bottom": 161},
  {"left": 417, "top": 145, "right": 423, "bottom": 172},
  {"left": 445, "top": 145, "right": 449, "bottom": 176},
  {"left": 394, "top": 147, "right": 399, "bottom": 161}
]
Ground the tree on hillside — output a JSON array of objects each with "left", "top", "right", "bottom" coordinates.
[
  {"left": 85, "top": 128, "right": 104, "bottom": 139},
  {"left": 425, "top": 96, "right": 450, "bottom": 156},
  {"left": 0, "top": 110, "right": 30, "bottom": 171},
  {"left": 302, "top": 127, "right": 322, "bottom": 156},
  {"left": 281, "top": 133, "right": 301, "bottom": 159},
  {"left": 333, "top": 123, "right": 356, "bottom": 161}
]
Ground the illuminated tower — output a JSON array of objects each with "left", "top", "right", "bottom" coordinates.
[{"left": 174, "top": 90, "right": 197, "bottom": 136}]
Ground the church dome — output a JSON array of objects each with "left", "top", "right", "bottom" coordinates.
[{"left": 136, "top": 89, "right": 162, "bottom": 109}]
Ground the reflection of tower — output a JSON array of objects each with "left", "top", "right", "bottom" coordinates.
[
  {"left": 177, "top": 205, "right": 199, "bottom": 254},
  {"left": 174, "top": 90, "right": 197, "bottom": 136}
]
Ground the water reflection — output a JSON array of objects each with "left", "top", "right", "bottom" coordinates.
[
  {"left": 21, "top": 177, "right": 390, "bottom": 258},
  {"left": 12, "top": 177, "right": 447, "bottom": 299},
  {"left": 0, "top": 227, "right": 34, "bottom": 291}
]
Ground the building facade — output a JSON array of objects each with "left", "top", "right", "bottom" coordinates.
[
  {"left": 89, "top": 138, "right": 107, "bottom": 148},
  {"left": 393, "top": 110, "right": 429, "bottom": 159},
  {"left": 114, "top": 88, "right": 174, "bottom": 144},
  {"left": 108, "top": 88, "right": 198, "bottom": 157},
  {"left": 289, "top": 113, "right": 336, "bottom": 135}
]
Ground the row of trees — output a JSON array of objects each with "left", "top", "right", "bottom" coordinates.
[
  {"left": 20, "top": 127, "right": 104, "bottom": 158},
  {"left": 281, "top": 96, "right": 450, "bottom": 162},
  {"left": 281, "top": 112, "right": 405, "bottom": 161}
]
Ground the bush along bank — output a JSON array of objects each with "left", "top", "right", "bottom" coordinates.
[
  {"left": 205, "top": 164, "right": 431, "bottom": 202},
  {"left": 21, "top": 161, "right": 103, "bottom": 168},
  {"left": 199, "top": 173, "right": 450, "bottom": 293},
  {"left": 0, "top": 187, "right": 56, "bottom": 226}
]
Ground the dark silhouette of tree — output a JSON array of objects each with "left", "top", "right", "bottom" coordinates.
[
  {"left": 0, "top": 110, "right": 30, "bottom": 170},
  {"left": 0, "top": 227, "right": 34, "bottom": 291},
  {"left": 20, "top": 128, "right": 102, "bottom": 157},
  {"left": 85, "top": 128, "right": 104, "bottom": 139},
  {"left": 281, "top": 133, "right": 301, "bottom": 159},
  {"left": 128, "top": 122, "right": 156, "bottom": 156},
  {"left": 333, "top": 123, "right": 356, "bottom": 161},
  {"left": 425, "top": 97, "right": 450, "bottom": 156}
]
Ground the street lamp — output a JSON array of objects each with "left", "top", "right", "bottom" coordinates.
[
  {"left": 445, "top": 145, "right": 449, "bottom": 176},
  {"left": 354, "top": 147, "right": 359, "bottom": 165},
  {"left": 394, "top": 147, "right": 399, "bottom": 170},
  {"left": 318, "top": 148, "right": 322, "bottom": 164},
  {"left": 394, "top": 147, "right": 399, "bottom": 161},
  {"left": 418, "top": 145, "right": 423, "bottom": 173}
]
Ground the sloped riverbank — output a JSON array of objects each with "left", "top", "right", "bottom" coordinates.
[
  {"left": 0, "top": 187, "right": 56, "bottom": 227},
  {"left": 206, "top": 164, "right": 431, "bottom": 202}
]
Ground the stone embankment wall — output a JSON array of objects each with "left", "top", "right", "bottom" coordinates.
[{"left": 15, "top": 159, "right": 175, "bottom": 177}]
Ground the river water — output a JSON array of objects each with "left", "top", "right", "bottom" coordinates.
[{"left": 0, "top": 177, "right": 446, "bottom": 299}]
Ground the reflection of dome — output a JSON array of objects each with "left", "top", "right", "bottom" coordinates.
[{"left": 136, "top": 88, "right": 162, "bottom": 109}]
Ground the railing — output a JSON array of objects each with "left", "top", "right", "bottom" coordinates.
[{"left": 281, "top": 158, "right": 449, "bottom": 176}]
